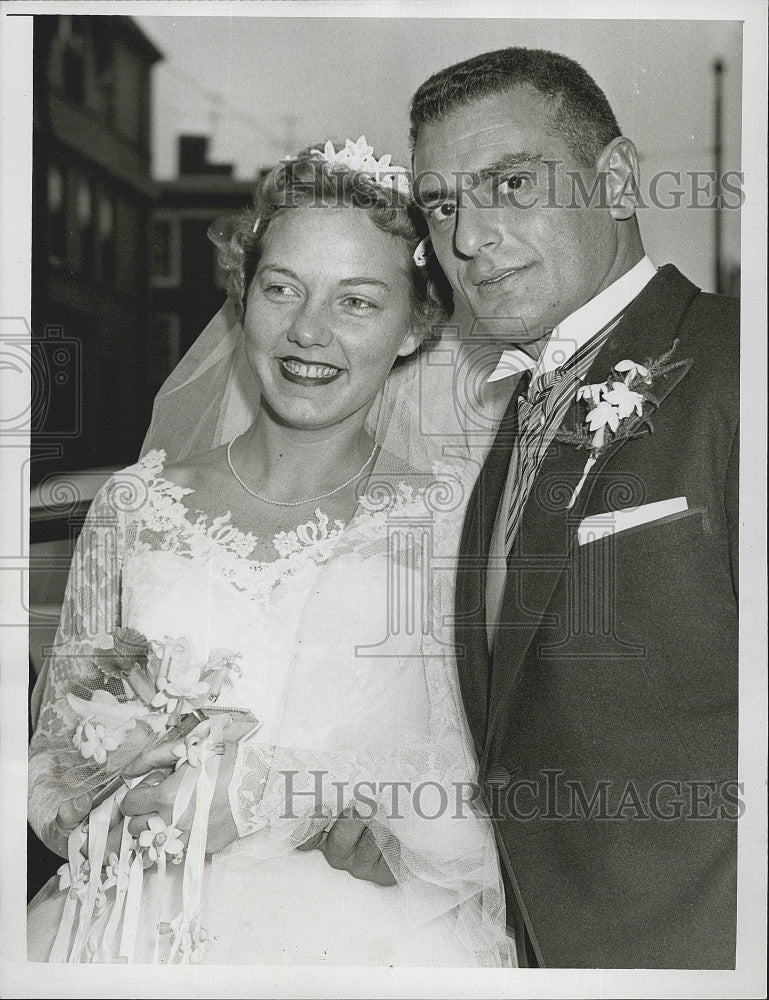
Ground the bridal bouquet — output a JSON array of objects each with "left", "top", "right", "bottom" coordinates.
[{"left": 51, "top": 627, "right": 252, "bottom": 964}]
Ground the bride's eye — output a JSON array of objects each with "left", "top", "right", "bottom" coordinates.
[
  {"left": 342, "top": 296, "right": 378, "bottom": 313},
  {"left": 262, "top": 283, "right": 300, "bottom": 300}
]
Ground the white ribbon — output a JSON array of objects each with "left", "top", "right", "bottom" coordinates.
[
  {"left": 118, "top": 775, "right": 149, "bottom": 962},
  {"left": 100, "top": 812, "right": 132, "bottom": 958},
  {"left": 48, "top": 823, "right": 88, "bottom": 962},
  {"left": 51, "top": 717, "right": 232, "bottom": 964},
  {"left": 68, "top": 793, "right": 113, "bottom": 962},
  {"left": 119, "top": 851, "right": 145, "bottom": 961},
  {"left": 168, "top": 716, "right": 226, "bottom": 963}
]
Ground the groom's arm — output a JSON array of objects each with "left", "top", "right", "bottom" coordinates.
[{"left": 298, "top": 808, "right": 397, "bottom": 886}]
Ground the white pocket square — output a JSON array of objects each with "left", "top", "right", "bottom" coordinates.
[{"left": 577, "top": 497, "right": 688, "bottom": 546}]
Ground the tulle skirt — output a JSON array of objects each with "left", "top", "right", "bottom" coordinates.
[{"left": 27, "top": 844, "right": 499, "bottom": 966}]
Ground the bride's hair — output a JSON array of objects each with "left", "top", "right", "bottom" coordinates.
[{"left": 210, "top": 144, "right": 452, "bottom": 341}]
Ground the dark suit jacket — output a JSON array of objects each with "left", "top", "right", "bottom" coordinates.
[{"left": 455, "top": 265, "right": 739, "bottom": 968}]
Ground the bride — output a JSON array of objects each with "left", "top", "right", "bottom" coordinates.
[{"left": 27, "top": 138, "right": 512, "bottom": 966}]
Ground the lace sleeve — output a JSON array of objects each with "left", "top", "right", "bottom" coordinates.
[
  {"left": 228, "top": 737, "right": 362, "bottom": 843},
  {"left": 28, "top": 476, "right": 131, "bottom": 857},
  {"left": 228, "top": 737, "right": 272, "bottom": 838}
]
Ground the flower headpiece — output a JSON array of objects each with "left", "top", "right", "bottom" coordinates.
[
  {"left": 250, "top": 136, "right": 410, "bottom": 236},
  {"left": 251, "top": 136, "right": 429, "bottom": 267},
  {"left": 309, "top": 136, "right": 411, "bottom": 198}
]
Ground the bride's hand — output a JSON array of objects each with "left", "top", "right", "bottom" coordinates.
[
  {"left": 297, "top": 805, "right": 398, "bottom": 887},
  {"left": 119, "top": 716, "right": 255, "bottom": 856},
  {"left": 55, "top": 736, "right": 182, "bottom": 836}
]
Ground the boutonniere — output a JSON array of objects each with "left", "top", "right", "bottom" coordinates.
[{"left": 556, "top": 339, "right": 690, "bottom": 508}]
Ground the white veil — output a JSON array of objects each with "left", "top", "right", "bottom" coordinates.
[{"left": 141, "top": 299, "right": 513, "bottom": 476}]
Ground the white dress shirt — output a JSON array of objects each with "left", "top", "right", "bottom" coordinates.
[{"left": 487, "top": 255, "right": 658, "bottom": 389}]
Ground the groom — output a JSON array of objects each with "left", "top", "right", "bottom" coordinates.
[{"left": 319, "top": 47, "right": 739, "bottom": 969}]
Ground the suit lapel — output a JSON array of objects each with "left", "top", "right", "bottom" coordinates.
[
  {"left": 455, "top": 373, "right": 529, "bottom": 756},
  {"left": 483, "top": 265, "right": 701, "bottom": 762}
]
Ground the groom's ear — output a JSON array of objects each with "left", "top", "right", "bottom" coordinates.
[{"left": 598, "top": 136, "right": 641, "bottom": 221}]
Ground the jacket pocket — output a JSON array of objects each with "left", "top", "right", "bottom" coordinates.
[{"left": 576, "top": 506, "right": 707, "bottom": 559}]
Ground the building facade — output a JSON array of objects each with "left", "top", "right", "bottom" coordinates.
[
  {"left": 149, "top": 135, "right": 260, "bottom": 401},
  {"left": 32, "top": 15, "right": 162, "bottom": 483},
  {"left": 29, "top": 13, "right": 162, "bottom": 900}
]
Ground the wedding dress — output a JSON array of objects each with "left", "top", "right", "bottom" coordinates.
[{"left": 28, "top": 448, "right": 512, "bottom": 966}]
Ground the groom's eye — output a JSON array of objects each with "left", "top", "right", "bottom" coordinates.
[
  {"left": 426, "top": 201, "right": 457, "bottom": 225},
  {"left": 500, "top": 172, "right": 534, "bottom": 198}
]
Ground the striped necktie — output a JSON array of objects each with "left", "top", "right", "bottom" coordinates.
[
  {"left": 502, "top": 351, "right": 598, "bottom": 556},
  {"left": 517, "top": 367, "right": 561, "bottom": 427},
  {"left": 501, "top": 313, "right": 626, "bottom": 559}
]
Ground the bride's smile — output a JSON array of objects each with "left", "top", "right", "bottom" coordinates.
[{"left": 279, "top": 357, "right": 344, "bottom": 384}]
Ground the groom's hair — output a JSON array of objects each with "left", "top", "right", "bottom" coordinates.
[{"left": 410, "top": 47, "right": 621, "bottom": 167}]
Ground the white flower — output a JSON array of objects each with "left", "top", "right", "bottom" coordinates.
[
  {"left": 58, "top": 859, "right": 90, "bottom": 899},
  {"left": 310, "top": 136, "right": 410, "bottom": 195},
  {"left": 73, "top": 718, "right": 120, "bottom": 764},
  {"left": 150, "top": 636, "right": 209, "bottom": 712},
  {"left": 67, "top": 688, "right": 149, "bottom": 747},
  {"left": 151, "top": 635, "right": 193, "bottom": 683},
  {"left": 57, "top": 861, "right": 73, "bottom": 892},
  {"left": 138, "top": 816, "right": 184, "bottom": 864},
  {"left": 576, "top": 382, "right": 606, "bottom": 407},
  {"left": 273, "top": 530, "right": 301, "bottom": 556},
  {"left": 578, "top": 367, "right": 647, "bottom": 452},
  {"left": 172, "top": 721, "right": 224, "bottom": 770},
  {"left": 585, "top": 400, "right": 620, "bottom": 449},
  {"left": 203, "top": 648, "right": 242, "bottom": 698},
  {"left": 614, "top": 358, "right": 651, "bottom": 384},
  {"left": 602, "top": 380, "right": 645, "bottom": 420},
  {"left": 102, "top": 850, "right": 129, "bottom": 889}
]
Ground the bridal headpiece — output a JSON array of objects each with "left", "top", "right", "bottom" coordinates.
[
  {"left": 248, "top": 136, "right": 429, "bottom": 267},
  {"left": 309, "top": 136, "right": 412, "bottom": 197}
]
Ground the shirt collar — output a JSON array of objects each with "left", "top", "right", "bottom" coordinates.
[{"left": 487, "top": 255, "right": 657, "bottom": 384}]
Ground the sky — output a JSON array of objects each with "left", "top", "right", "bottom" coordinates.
[{"left": 136, "top": 14, "right": 743, "bottom": 293}]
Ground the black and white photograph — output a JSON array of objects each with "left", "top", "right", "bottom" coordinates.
[{"left": 0, "top": 1, "right": 766, "bottom": 997}]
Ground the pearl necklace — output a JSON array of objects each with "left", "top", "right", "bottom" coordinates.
[{"left": 226, "top": 435, "right": 378, "bottom": 507}]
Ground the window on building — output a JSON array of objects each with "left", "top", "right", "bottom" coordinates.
[
  {"left": 47, "top": 166, "right": 66, "bottom": 268},
  {"left": 96, "top": 194, "right": 115, "bottom": 285},
  {"left": 76, "top": 181, "right": 91, "bottom": 227},
  {"left": 150, "top": 218, "right": 181, "bottom": 287},
  {"left": 115, "top": 200, "right": 139, "bottom": 293},
  {"left": 92, "top": 24, "right": 115, "bottom": 123},
  {"left": 59, "top": 16, "right": 86, "bottom": 106},
  {"left": 113, "top": 48, "right": 141, "bottom": 145},
  {"left": 148, "top": 314, "right": 181, "bottom": 392},
  {"left": 71, "top": 178, "right": 95, "bottom": 277}
]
